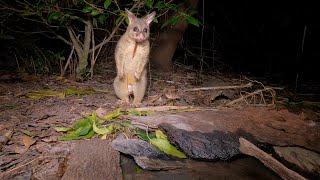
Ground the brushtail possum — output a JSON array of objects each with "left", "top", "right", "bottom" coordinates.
[{"left": 113, "top": 9, "right": 156, "bottom": 105}]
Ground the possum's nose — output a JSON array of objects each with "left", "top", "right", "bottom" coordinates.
[{"left": 136, "top": 33, "right": 145, "bottom": 41}]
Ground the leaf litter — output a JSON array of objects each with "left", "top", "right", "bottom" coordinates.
[{"left": 1, "top": 68, "right": 307, "bottom": 178}]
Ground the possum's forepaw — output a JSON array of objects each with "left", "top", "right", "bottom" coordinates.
[
  {"left": 134, "top": 71, "right": 141, "bottom": 80},
  {"left": 118, "top": 71, "right": 124, "bottom": 80}
]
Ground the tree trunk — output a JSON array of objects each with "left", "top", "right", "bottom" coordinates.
[{"left": 150, "top": 0, "right": 199, "bottom": 72}]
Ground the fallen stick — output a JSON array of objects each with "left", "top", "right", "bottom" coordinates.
[
  {"left": 226, "top": 87, "right": 274, "bottom": 106},
  {"left": 239, "top": 137, "right": 306, "bottom": 180},
  {"left": 0, "top": 155, "right": 65, "bottom": 179},
  {"left": 181, "top": 82, "right": 253, "bottom": 92},
  {"left": 128, "top": 105, "right": 199, "bottom": 112}
]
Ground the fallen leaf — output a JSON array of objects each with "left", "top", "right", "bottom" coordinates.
[
  {"left": 41, "top": 136, "right": 58, "bottom": 142},
  {"left": 150, "top": 130, "right": 186, "bottom": 158},
  {"left": 59, "top": 129, "right": 94, "bottom": 141},
  {"left": 165, "top": 88, "right": 180, "bottom": 100},
  {"left": 93, "top": 121, "right": 113, "bottom": 135},
  {"left": 147, "top": 94, "right": 162, "bottom": 103},
  {"left": 21, "top": 129, "right": 36, "bottom": 137},
  {"left": 13, "top": 145, "right": 28, "bottom": 154},
  {"left": 126, "top": 109, "right": 151, "bottom": 116},
  {"left": 56, "top": 75, "right": 64, "bottom": 80},
  {"left": 22, "top": 135, "right": 36, "bottom": 148},
  {"left": 150, "top": 138, "right": 187, "bottom": 158},
  {"left": 104, "top": 108, "right": 122, "bottom": 120},
  {"left": 155, "top": 130, "right": 167, "bottom": 139},
  {"left": 54, "top": 127, "right": 71, "bottom": 132},
  {"left": 25, "top": 90, "right": 65, "bottom": 99},
  {"left": 65, "top": 88, "right": 111, "bottom": 96}
]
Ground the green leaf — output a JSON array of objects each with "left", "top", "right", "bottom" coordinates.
[
  {"left": 48, "top": 12, "right": 62, "bottom": 23},
  {"left": 104, "top": 108, "right": 122, "bottom": 120},
  {"left": 65, "top": 88, "right": 110, "bottom": 96},
  {"left": 91, "top": 9, "right": 101, "bottom": 16},
  {"left": 25, "top": 90, "right": 65, "bottom": 99},
  {"left": 161, "top": 16, "right": 180, "bottom": 29},
  {"left": 185, "top": 15, "right": 200, "bottom": 27},
  {"left": 144, "top": 0, "right": 153, "bottom": 9},
  {"left": 136, "top": 129, "right": 156, "bottom": 141},
  {"left": 98, "top": 14, "right": 106, "bottom": 24},
  {"left": 127, "top": 109, "right": 154, "bottom": 116},
  {"left": 165, "top": 3, "right": 178, "bottom": 11},
  {"left": 155, "top": 130, "right": 167, "bottom": 139},
  {"left": 153, "top": 17, "right": 158, "bottom": 23},
  {"left": 69, "top": 124, "right": 92, "bottom": 136},
  {"left": 150, "top": 138, "right": 187, "bottom": 158},
  {"left": 104, "top": 0, "right": 112, "bottom": 9},
  {"left": 115, "top": 16, "right": 122, "bottom": 25},
  {"left": 21, "top": 11, "right": 38, "bottom": 16},
  {"left": 155, "top": 1, "right": 164, "bottom": 10},
  {"left": 59, "top": 129, "right": 94, "bottom": 141},
  {"left": 21, "top": 130, "right": 36, "bottom": 137},
  {"left": 93, "top": 121, "right": 113, "bottom": 135},
  {"left": 82, "top": 6, "right": 93, "bottom": 13},
  {"left": 72, "top": 119, "right": 92, "bottom": 130},
  {"left": 54, "top": 127, "right": 71, "bottom": 132},
  {"left": 0, "top": 34, "right": 14, "bottom": 40}
]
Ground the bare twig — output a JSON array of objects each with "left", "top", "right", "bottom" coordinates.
[
  {"left": 0, "top": 155, "right": 66, "bottom": 179},
  {"left": 128, "top": 105, "right": 199, "bottom": 112},
  {"left": 239, "top": 137, "right": 306, "bottom": 180},
  {"left": 88, "top": 2, "right": 141, "bottom": 54},
  {"left": 182, "top": 82, "right": 253, "bottom": 92},
  {"left": 62, "top": 44, "right": 75, "bottom": 76},
  {"left": 226, "top": 87, "right": 275, "bottom": 106}
]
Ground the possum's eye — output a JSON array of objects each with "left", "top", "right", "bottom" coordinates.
[
  {"left": 143, "top": 28, "right": 147, "bottom": 33},
  {"left": 133, "top": 26, "right": 138, "bottom": 32}
]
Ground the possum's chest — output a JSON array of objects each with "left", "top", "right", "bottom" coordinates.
[
  {"left": 117, "top": 39, "right": 149, "bottom": 72},
  {"left": 122, "top": 44, "right": 147, "bottom": 72}
]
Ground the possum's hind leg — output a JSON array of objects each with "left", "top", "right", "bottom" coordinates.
[{"left": 113, "top": 76, "right": 130, "bottom": 104}]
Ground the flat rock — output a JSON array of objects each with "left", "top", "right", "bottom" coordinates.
[
  {"left": 111, "top": 135, "right": 169, "bottom": 160},
  {"left": 111, "top": 134, "right": 185, "bottom": 170},
  {"left": 61, "top": 139, "right": 122, "bottom": 180}
]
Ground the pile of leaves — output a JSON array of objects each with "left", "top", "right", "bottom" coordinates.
[{"left": 54, "top": 108, "right": 187, "bottom": 158}]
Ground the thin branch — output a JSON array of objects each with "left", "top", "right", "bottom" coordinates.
[
  {"left": 67, "top": 26, "right": 83, "bottom": 58},
  {"left": 62, "top": 44, "right": 75, "bottom": 76},
  {"left": 88, "top": 2, "right": 141, "bottom": 53},
  {"left": 226, "top": 87, "right": 275, "bottom": 106},
  {"left": 182, "top": 82, "right": 253, "bottom": 92}
]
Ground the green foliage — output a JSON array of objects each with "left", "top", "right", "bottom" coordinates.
[
  {"left": 25, "top": 90, "right": 65, "bottom": 99},
  {"left": 104, "top": 0, "right": 112, "bottom": 9},
  {"left": 55, "top": 111, "right": 113, "bottom": 140},
  {"left": 150, "top": 130, "right": 187, "bottom": 158},
  {"left": 64, "top": 88, "right": 111, "bottom": 96},
  {"left": 0, "top": 0, "right": 200, "bottom": 78},
  {"left": 104, "top": 107, "right": 123, "bottom": 120}
]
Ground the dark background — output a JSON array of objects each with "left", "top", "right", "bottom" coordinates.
[
  {"left": 181, "top": 1, "right": 319, "bottom": 84},
  {"left": 1, "top": 1, "right": 319, "bottom": 85}
]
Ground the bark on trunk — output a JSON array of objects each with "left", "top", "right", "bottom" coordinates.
[{"left": 150, "top": 0, "right": 199, "bottom": 72}]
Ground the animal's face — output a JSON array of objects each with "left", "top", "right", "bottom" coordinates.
[
  {"left": 125, "top": 9, "right": 156, "bottom": 43},
  {"left": 127, "top": 19, "right": 150, "bottom": 42}
]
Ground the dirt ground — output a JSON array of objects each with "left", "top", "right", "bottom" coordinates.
[{"left": 0, "top": 61, "right": 319, "bottom": 179}]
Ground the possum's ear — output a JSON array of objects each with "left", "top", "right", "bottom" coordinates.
[
  {"left": 143, "top": 11, "right": 156, "bottom": 25},
  {"left": 125, "top": 9, "right": 137, "bottom": 24}
]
